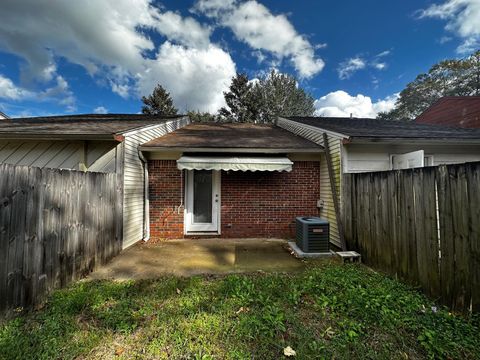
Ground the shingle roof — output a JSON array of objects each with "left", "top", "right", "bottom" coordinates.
[
  {"left": 416, "top": 97, "right": 480, "bottom": 128},
  {"left": 0, "top": 114, "right": 185, "bottom": 139},
  {"left": 287, "top": 116, "right": 480, "bottom": 141},
  {"left": 141, "top": 122, "right": 322, "bottom": 151}
]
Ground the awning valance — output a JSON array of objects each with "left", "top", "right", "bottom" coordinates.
[{"left": 177, "top": 156, "right": 293, "bottom": 172}]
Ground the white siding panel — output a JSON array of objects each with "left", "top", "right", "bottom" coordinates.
[
  {"left": 277, "top": 117, "right": 343, "bottom": 248},
  {"left": 122, "top": 116, "right": 190, "bottom": 249},
  {"left": 0, "top": 140, "right": 79, "bottom": 169},
  {"left": 86, "top": 141, "right": 119, "bottom": 173},
  {"left": 0, "top": 139, "right": 120, "bottom": 173},
  {"left": 343, "top": 143, "right": 480, "bottom": 173}
]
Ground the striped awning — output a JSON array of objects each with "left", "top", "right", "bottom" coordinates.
[{"left": 176, "top": 156, "right": 293, "bottom": 172}]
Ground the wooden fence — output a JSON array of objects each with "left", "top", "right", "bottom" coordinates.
[
  {"left": 0, "top": 163, "right": 122, "bottom": 313},
  {"left": 343, "top": 162, "right": 480, "bottom": 314}
]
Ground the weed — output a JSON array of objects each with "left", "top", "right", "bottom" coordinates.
[{"left": 0, "top": 261, "right": 478, "bottom": 359}]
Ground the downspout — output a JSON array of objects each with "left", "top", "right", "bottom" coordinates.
[
  {"left": 322, "top": 133, "right": 347, "bottom": 251},
  {"left": 138, "top": 150, "right": 150, "bottom": 242}
]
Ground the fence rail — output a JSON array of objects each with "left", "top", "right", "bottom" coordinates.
[
  {"left": 0, "top": 163, "right": 122, "bottom": 313},
  {"left": 343, "top": 162, "right": 480, "bottom": 314}
]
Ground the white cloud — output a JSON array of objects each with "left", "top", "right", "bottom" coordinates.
[
  {"left": 137, "top": 42, "right": 236, "bottom": 113},
  {"left": 0, "top": 73, "right": 76, "bottom": 111},
  {"left": 155, "top": 11, "right": 212, "bottom": 48},
  {"left": 373, "top": 62, "right": 387, "bottom": 70},
  {"left": 194, "top": 0, "right": 325, "bottom": 78},
  {"left": 456, "top": 37, "right": 480, "bottom": 54},
  {"left": 38, "top": 76, "right": 75, "bottom": 106},
  {"left": 314, "top": 90, "right": 398, "bottom": 118},
  {"left": 338, "top": 50, "right": 391, "bottom": 79},
  {"left": 376, "top": 50, "right": 391, "bottom": 57},
  {"left": 438, "top": 35, "right": 453, "bottom": 44},
  {"left": 0, "top": 0, "right": 235, "bottom": 112},
  {"left": 193, "top": 0, "right": 237, "bottom": 17},
  {"left": 338, "top": 57, "right": 366, "bottom": 80},
  {"left": 417, "top": 0, "right": 480, "bottom": 54},
  {"left": 93, "top": 106, "right": 108, "bottom": 114},
  {"left": 0, "top": 74, "right": 33, "bottom": 100}
]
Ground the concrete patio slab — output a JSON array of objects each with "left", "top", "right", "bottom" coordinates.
[
  {"left": 89, "top": 238, "right": 306, "bottom": 280},
  {"left": 287, "top": 241, "right": 335, "bottom": 258}
]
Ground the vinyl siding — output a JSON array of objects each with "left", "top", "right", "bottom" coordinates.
[
  {"left": 0, "top": 139, "right": 119, "bottom": 172},
  {"left": 343, "top": 143, "right": 480, "bottom": 173},
  {"left": 87, "top": 141, "right": 120, "bottom": 173},
  {"left": 277, "top": 117, "right": 343, "bottom": 248},
  {"left": 0, "top": 140, "right": 81, "bottom": 169},
  {"left": 122, "top": 116, "right": 190, "bottom": 249}
]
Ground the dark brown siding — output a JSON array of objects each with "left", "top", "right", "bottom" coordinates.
[{"left": 416, "top": 97, "right": 480, "bottom": 128}]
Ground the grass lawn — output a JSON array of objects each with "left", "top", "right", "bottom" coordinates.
[{"left": 0, "top": 261, "right": 479, "bottom": 359}]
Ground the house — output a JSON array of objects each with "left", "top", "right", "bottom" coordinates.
[
  {"left": 138, "top": 122, "right": 323, "bottom": 240},
  {"left": 0, "top": 114, "right": 190, "bottom": 248},
  {"left": 416, "top": 96, "right": 480, "bottom": 128},
  {"left": 1, "top": 113, "right": 480, "bottom": 250},
  {"left": 277, "top": 116, "right": 480, "bottom": 247}
]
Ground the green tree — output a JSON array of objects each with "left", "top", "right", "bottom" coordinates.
[
  {"left": 219, "top": 73, "right": 260, "bottom": 122},
  {"left": 141, "top": 84, "right": 178, "bottom": 115},
  {"left": 254, "top": 69, "right": 315, "bottom": 122},
  {"left": 378, "top": 50, "right": 480, "bottom": 121},
  {"left": 187, "top": 110, "right": 220, "bottom": 123},
  {"left": 219, "top": 70, "right": 315, "bottom": 123}
]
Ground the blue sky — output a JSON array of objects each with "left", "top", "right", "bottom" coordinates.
[{"left": 0, "top": 0, "right": 478, "bottom": 118}]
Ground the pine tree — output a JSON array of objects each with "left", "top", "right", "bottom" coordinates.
[
  {"left": 219, "top": 70, "right": 315, "bottom": 123},
  {"left": 141, "top": 84, "right": 178, "bottom": 115},
  {"left": 255, "top": 70, "right": 315, "bottom": 122},
  {"left": 219, "top": 73, "right": 260, "bottom": 122}
]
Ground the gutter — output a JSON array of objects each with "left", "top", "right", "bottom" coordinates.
[
  {"left": 138, "top": 150, "right": 150, "bottom": 242},
  {"left": 0, "top": 133, "right": 125, "bottom": 141},
  {"left": 139, "top": 146, "right": 324, "bottom": 153},
  {"left": 346, "top": 137, "right": 480, "bottom": 145}
]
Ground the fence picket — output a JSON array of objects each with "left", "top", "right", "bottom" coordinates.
[
  {"left": 344, "top": 162, "right": 480, "bottom": 314},
  {"left": 0, "top": 163, "right": 121, "bottom": 313}
]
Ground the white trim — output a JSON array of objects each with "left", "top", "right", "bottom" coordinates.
[
  {"left": 138, "top": 150, "right": 150, "bottom": 241},
  {"left": 140, "top": 146, "right": 322, "bottom": 153},
  {"left": 390, "top": 150, "right": 427, "bottom": 170},
  {"left": 424, "top": 155, "right": 434, "bottom": 166},
  {"left": 349, "top": 138, "right": 480, "bottom": 145},
  {"left": 184, "top": 170, "right": 221, "bottom": 234},
  {"left": 277, "top": 117, "right": 349, "bottom": 139},
  {"left": 119, "top": 116, "right": 190, "bottom": 136}
]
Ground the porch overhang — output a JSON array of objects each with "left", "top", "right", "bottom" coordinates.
[{"left": 176, "top": 155, "right": 293, "bottom": 172}]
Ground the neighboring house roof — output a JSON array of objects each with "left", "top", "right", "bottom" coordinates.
[
  {"left": 416, "top": 96, "right": 480, "bottom": 128},
  {"left": 140, "top": 122, "right": 323, "bottom": 152},
  {"left": 286, "top": 116, "right": 480, "bottom": 143},
  {"left": 0, "top": 114, "right": 186, "bottom": 140}
]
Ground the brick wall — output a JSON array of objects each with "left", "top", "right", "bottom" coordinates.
[
  {"left": 148, "top": 160, "right": 320, "bottom": 240},
  {"left": 220, "top": 161, "right": 320, "bottom": 238},
  {"left": 149, "top": 160, "right": 184, "bottom": 239}
]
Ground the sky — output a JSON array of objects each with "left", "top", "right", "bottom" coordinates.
[{"left": 0, "top": 0, "right": 478, "bottom": 118}]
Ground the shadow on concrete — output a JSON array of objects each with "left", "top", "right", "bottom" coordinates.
[{"left": 89, "top": 238, "right": 306, "bottom": 280}]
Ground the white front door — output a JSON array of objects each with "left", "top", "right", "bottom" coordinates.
[{"left": 185, "top": 170, "right": 221, "bottom": 233}]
